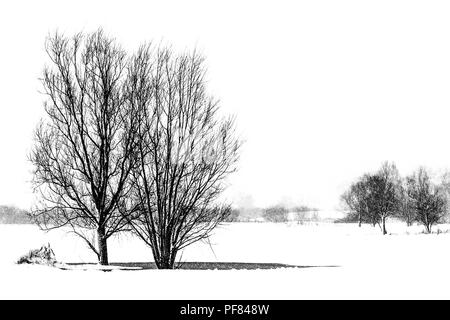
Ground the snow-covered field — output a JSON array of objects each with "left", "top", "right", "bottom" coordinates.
[{"left": 1, "top": 222, "right": 450, "bottom": 299}]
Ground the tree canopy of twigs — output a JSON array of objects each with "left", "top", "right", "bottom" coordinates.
[
  {"left": 30, "top": 29, "right": 141, "bottom": 265},
  {"left": 126, "top": 46, "right": 241, "bottom": 269}
]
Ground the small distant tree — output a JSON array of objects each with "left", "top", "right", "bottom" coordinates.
[
  {"left": 341, "top": 162, "right": 401, "bottom": 234},
  {"left": 262, "top": 206, "right": 289, "bottom": 223},
  {"left": 406, "top": 167, "right": 446, "bottom": 233},
  {"left": 341, "top": 176, "right": 371, "bottom": 227},
  {"left": 294, "top": 210, "right": 308, "bottom": 223},
  {"left": 438, "top": 170, "right": 450, "bottom": 223},
  {"left": 292, "top": 206, "right": 316, "bottom": 224},
  {"left": 366, "top": 162, "right": 402, "bottom": 235},
  {"left": 398, "top": 182, "right": 415, "bottom": 227},
  {"left": 310, "top": 210, "right": 319, "bottom": 222}
]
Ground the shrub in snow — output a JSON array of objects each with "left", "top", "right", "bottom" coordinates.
[{"left": 17, "top": 243, "right": 57, "bottom": 266}]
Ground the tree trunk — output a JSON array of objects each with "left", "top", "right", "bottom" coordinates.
[
  {"left": 358, "top": 213, "right": 362, "bottom": 227},
  {"left": 157, "top": 257, "right": 174, "bottom": 269},
  {"left": 156, "top": 246, "right": 173, "bottom": 269},
  {"left": 382, "top": 216, "right": 387, "bottom": 235},
  {"left": 97, "top": 227, "right": 108, "bottom": 265},
  {"left": 156, "top": 246, "right": 177, "bottom": 269},
  {"left": 425, "top": 215, "right": 431, "bottom": 234}
]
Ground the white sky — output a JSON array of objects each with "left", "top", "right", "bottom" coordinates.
[{"left": 1, "top": 0, "right": 450, "bottom": 210}]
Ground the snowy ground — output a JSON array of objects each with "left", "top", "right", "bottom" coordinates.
[{"left": 1, "top": 221, "right": 450, "bottom": 299}]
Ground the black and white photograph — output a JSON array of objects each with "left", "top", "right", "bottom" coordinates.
[{"left": 1, "top": 0, "right": 450, "bottom": 304}]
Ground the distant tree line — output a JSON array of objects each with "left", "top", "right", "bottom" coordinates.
[
  {"left": 262, "top": 206, "right": 289, "bottom": 223},
  {"left": 0, "top": 206, "right": 31, "bottom": 224},
  {"left": 341, "top": 162, "right": 447, "bottom": 234},
  {"left": 224, "top": 205, "right": 320, "bottom": 223}
]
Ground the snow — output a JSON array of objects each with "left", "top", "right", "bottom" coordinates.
[{"left": 1, "top": 222, "right": 450, "bottom": 299}]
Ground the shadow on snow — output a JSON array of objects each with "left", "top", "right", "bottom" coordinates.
[{"left": 62, "top": 262, "right": 340, "bottom": 271}]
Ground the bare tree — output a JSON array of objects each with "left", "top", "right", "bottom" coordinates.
[
  {"left": 438, "top": 170, "right": 450, "bottom": 223},
  {"left": 125, "top": 46, "right": 241, "bottom": 269},
  {"left": 341, "top": 176, "right": 371, "bottom": 227},
  {"left": 341, "top": 162, "right": 401, "bottom": 234},
  {"left": 366, "top": 162, "right": 402, "bottom": 235},
  {"left": 406, "top": 167, "right": 446, "bottom": 233},
  {"left": 30, "top": 30, "right": 141, "bottom": 265}
]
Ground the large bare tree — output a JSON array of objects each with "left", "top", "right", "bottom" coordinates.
[
  {"left": 126, "top": 46, "right": 241, "bottom": 269},
  {"left": 30, "top": 30, "right": 141, "bottom": 265}
]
